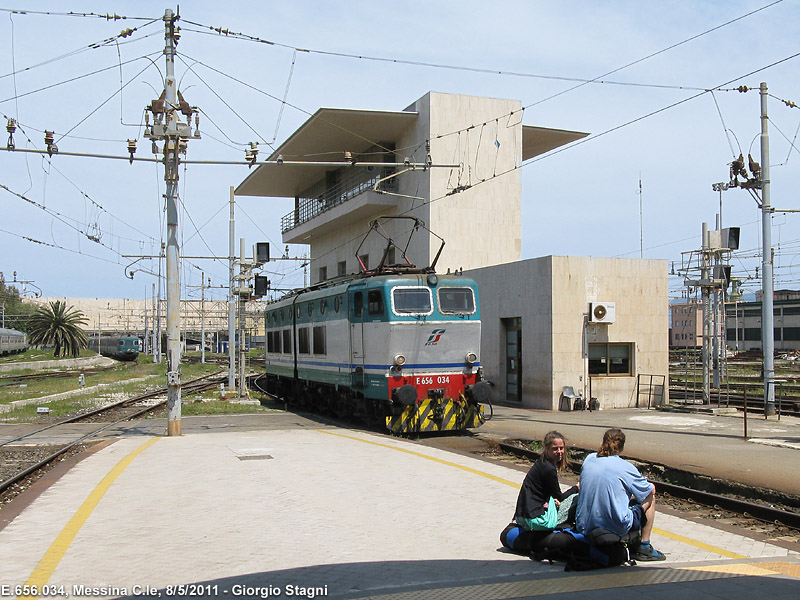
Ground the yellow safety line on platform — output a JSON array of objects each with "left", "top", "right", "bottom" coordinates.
[
  {"left": 318, "top": 430, "right": 752, "bottom": 561},
  {"left": 17, "top": 437, "right": 161, "bottom": 600},
  {"left": 652, "top": 528, "right": 747, "bottom": 559},
  {"left": 682, "top": 562, "right": 791, "bottom": 577},
  {"left": 317, "top": 429, "right": 519, "bottom": 487}
]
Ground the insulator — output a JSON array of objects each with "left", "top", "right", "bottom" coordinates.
[
  {"left": 127, "top": 139, "right": 137, "bottom": 164},
  {"left": 246, "top": 142, "right": 258, "bottom": 167},
  {"left": 44, "top": 130, "right": 57, "bottom": 156},
  {"left": 6, "top": 118, "right": 15, "bottom": 150}
]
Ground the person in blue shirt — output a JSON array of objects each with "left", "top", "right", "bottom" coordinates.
[{"left": 576, "top": 428, "right": 666, "bottom": 561}]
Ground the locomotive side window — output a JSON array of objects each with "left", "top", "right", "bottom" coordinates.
[
  {"left": 313, "top": 326, "right": 326, "bottom": 355},
  {"left": 298, "top": 327, "right": 310, "bottom": 354},
  {"left": 282, "top": 329, "right": 292, "bottom": 354},
  {"left": 353, "top": 292, "right": 363, "bottom": 317},
  {"left": 267, "top": 331, "right": 281, "bottom": 353},
  {"left": 438, "top": 287, "right": 476, "bottom": 314},
  {"left": 392, "top": 287, "right": 433, "bottom": 315},
  {"left": 367, "top": 290, "right": 384, "bottom": 316}
]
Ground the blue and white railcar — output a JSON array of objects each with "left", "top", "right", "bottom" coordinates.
[
  {"left": 264, "top": 273, "right": 489, "bottom": 433},
  {"left": 0, "top": 327, "right": 28, "bottom": 356},
  {"left": 88, "top": 335, "right": 140, "bottom": 361}
]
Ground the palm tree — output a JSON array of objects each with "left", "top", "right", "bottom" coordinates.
[{"left": 28, "top": 300, "right": 88, "bottom": 358}]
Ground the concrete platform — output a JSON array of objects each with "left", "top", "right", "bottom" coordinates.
[
  {"left": 478, "top": 404, "right": 800, "bottom": 497},
  {"left": 0, "top": 411, "right": 798, "bottom": 600}
]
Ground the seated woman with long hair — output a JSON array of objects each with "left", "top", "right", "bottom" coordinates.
[{"left": 501, "top": 430, "right": 579, "bottom": 554}]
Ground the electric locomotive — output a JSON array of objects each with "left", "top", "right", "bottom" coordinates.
[{"left": 263, "top": 269, "right": 490, "bottom": 434}]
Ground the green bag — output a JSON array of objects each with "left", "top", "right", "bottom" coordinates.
[{"left": 515, "top": 496, "right": 559, "bottom": 531}]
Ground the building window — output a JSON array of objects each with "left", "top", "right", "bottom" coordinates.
[
  {"left": 359, "top": 254, "right": 369, "bottom": 270},
  {"left": 319, "top": 266, "right": 327, "bottom": 282},
  {"left": 588, "top": 343, "right": 634, "bottom": 376},
  {"left": 338, "top": 261, "right": 347, "bottom": 277}
]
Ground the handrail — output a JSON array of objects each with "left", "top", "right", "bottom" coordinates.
[{"left": 281, "top": 167, "right": 398, "bottom": 233}]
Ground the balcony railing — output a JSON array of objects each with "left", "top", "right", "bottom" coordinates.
[{"left": 281, "top": 167, "right": 397, "bottom": 234}]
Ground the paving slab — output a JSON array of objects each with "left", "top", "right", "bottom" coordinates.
[{"left": 0, "top": 414, "right": 797, "bottom": 600}]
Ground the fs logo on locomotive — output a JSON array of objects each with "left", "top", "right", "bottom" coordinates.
[{"left": 425, "top": 329, "right": 446, "bottom": 345}]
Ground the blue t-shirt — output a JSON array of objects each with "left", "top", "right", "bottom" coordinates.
[{"left": 575, "top": 453, "right": 654, "bottom": 537}]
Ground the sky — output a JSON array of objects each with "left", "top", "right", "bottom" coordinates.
[{"left": 2, "top": 1, "right": 800, "bottom": 306}]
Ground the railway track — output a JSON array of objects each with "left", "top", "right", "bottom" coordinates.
[
  {"left": 0, "top": 372, "right": 225, "bottom": 504},
  {"left": 496, "top": 439, "right": 800, "bottom": 538},
  {"left": 668, "top": 387, "right": 800, "bottom": 417},
  {"left": 0, "top": 364, "right": 121, "bottom": 387}
]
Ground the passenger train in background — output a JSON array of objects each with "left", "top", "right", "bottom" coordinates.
[
  {"left": 0, "top": 327, "right": 28, "bottom": 356},
  {"left": 88, "top": 335, "right": 140, "bottom": 361},
  {"left": 261, "top": 218, "right": 490, "bottom": 434}
]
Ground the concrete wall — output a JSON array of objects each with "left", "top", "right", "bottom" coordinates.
[
  {"left": 308, "top": 92, "right": 522, "bottom": 282},
  {"left": 468, "top": 255, "right": 668, "bottom": 411}
]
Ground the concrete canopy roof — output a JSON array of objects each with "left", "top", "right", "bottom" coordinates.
[
  {"left": 522, "top": 125, "right": 588, "bottom": 161},
  {"left": 235, "top": 107, "right": 587, "bottom": 198},
  {"left": 235, "top": 108, "right": 418, "bottom": 199}
]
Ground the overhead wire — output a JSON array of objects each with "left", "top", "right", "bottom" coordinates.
[
  {"left": 175, "top": 54, "right": 274, "bottom": 150},
  {"left": 180, "top": 0, "right": 781, "bottom": 93},
  {"left": 180, "top": 0, "right": 785, "bottom": 162},
  {"left": 0, "top": 51, "right": 163, "bottom": 108}
]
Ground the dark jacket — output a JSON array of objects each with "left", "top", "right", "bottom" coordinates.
[{"left": 514, "top": 457, "right": 578, "bottom": 520}]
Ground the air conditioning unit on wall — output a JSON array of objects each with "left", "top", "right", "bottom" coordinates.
[{"left": 590, "top": 302, "right": 616, "bottom": 324}]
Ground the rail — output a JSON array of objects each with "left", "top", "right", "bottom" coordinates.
[{"left": 497, "top": 439, "right": 800, "bottom": 531}]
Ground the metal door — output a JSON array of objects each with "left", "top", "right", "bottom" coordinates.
[
  {"left": 349, "top": 289, "right": 365, "bottom": 387},
  {"left": 504, "top": 317, "right": 522, "bottom": 403}
]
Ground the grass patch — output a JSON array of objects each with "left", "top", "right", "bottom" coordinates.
[
  {"left": 180, "top": 398, "right": 281, "bottom": 416},
  {"left": 0, "top": 359, "right": 222, "bottom": 422}
]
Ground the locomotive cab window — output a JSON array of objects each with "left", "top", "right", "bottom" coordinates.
[
  {"left": 353, "top": 292, "right": 363, "bottom": 318},
  {"left": 392, "top": 287, "right": 433, "bottom": 316},
  {"left": 367, "top": 290, "right": 384, "bottom": 316},
  {"left": 438, "top": 287, "right": 476, "bottom": 314}
]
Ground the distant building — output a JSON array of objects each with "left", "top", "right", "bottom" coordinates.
[{"left": 670, "top": 302, "right": 702, "bottom": 349}]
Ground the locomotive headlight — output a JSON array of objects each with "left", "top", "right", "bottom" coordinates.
[
  {"left": 465, "top": 352, "right": 478, "bottom": 365},
  {"left": 394, "top": 354, "right": 407, "bottom": 367}
]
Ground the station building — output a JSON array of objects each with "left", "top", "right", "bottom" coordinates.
[
  {"left": 726, "top": 289, "right": 800, "bottom": 352},
  {"left": 237, "top": 91, "right": 669, "bottom": 410}
]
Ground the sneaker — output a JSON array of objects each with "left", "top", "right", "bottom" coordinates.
[{"left": 633, "top": 544, "right": 666, "bottom": 561}]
